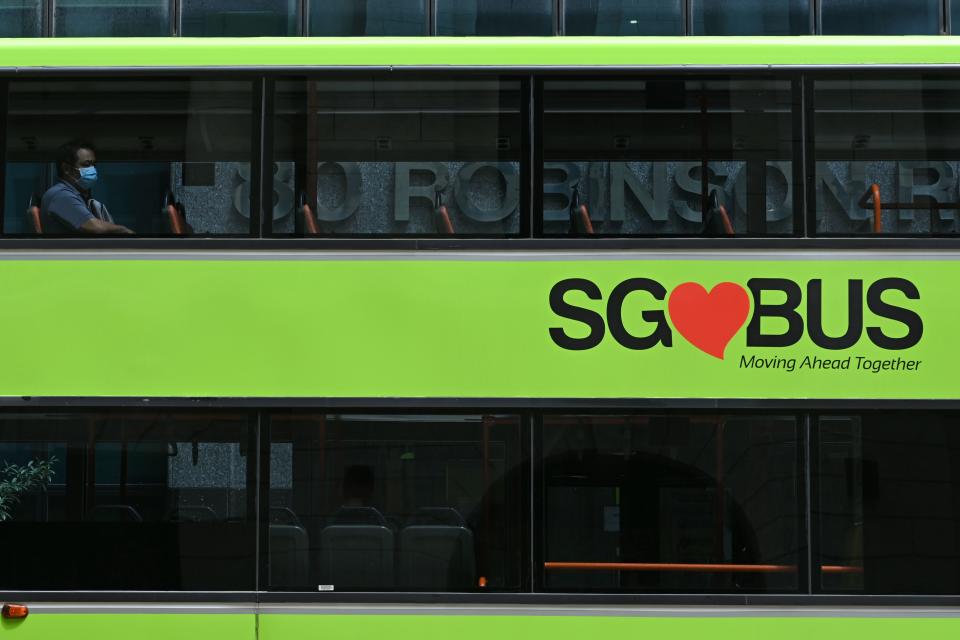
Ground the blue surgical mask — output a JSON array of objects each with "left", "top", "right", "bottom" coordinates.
[{"left": 76, "top": 166, "right": 98, "bottom": 189}]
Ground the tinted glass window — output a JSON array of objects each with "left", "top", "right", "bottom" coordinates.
[
  {"left": 542, "top": 77, "right": 798, "bottom": 236},
  {"left": 4, "top": 78, "right": 255, "bottom": 236},
  {"left": 817, "top": 413, "right": 960, "bottom": 594},
  {"left": 0, "top": 0, "right": 41, "bottom": 37},
  {"left": 310, "top": 0, "right": 426, "bottom": 35},
  {"left": 438, "top": 0, "right": 553, "bottom": 35},
  {"left": 542, "top": 415, "right": 802, "bottom": 592},
  {"left": 181, "top": 0, "right": 297, "bottom": 36},
  {"left": 692, "top": 0, "right": 808, "bottom": 34},
  {"left": 268, "top": 414, "right": 524, "bottom": 591},
  {"left": 54, "top": 0, "right": 169, "bottom": 36},
  {"left": 821, "top": 0, "right": 940, "bottom": 34},
  {"left": 814, "top": 76, "right": 960, "bottom": 235},
  {"left": 273, "top": 77, "right": 523, "bottom": 236},
  {"left": 564, "top": 0, "right": 681, "bottom": 35},
  {"left": 0, "top": 412, "right": 255, "bottom": 590}
]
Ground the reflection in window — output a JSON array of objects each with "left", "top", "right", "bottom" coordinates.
[
  {"left": 565, "top": 0, "right": 682, "bottom": 35},
  {"left": 437, "top": 0, "right": 553, "bottom": 35},
  {"left": 821, "top": 0, "right": 939, "bottom": 34},
  {"left": 54, "top": 0, "right": 169, "bottom": 36},
  {"left": 542, "top": 77, "right": 798, "bottom": 236},
  {"left": 814, "top": 77, "right": 960, "bottom": 235},
  {"left": 818, "top": 414, "right": 960, "bottom": 594},
  {"left": 310, "top": 0, "right": 426, "bottom": 36},
  {"left": 273, "top": 77, "right": 522, "bottom": 236},
  {"left": 0, "top": 0, "right": 41, "bottom": 37},
  {"left": 3, "top": 78, "right": 255, "bottom": 236},
  {"left": 542, "top": 415, "right": 801, "bottom": 592},
  {"left": 181, "top": 0, "right": 297, "bottom": 36},
  {"left": 692, "top": 0, "right": 808, "bottom": 35},
  {"left": 267, "top": 414, "right": 523, "bottom": 591},
  {"left": 0, "top": 413, "right": 255, "bottom": 590}
]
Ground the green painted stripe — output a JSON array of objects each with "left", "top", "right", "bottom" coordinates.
[
  {"left": 258, "top": 614, "right": 960, "bottom": 640},
  {"left": 0, "top": 255, "right": 944, "bottom": 399},
  {"left": 0, "top": 613, "right": 254, "bottom": 640},
  {"left": 3, "top": 36, "right": 960, "bottom": 69}
]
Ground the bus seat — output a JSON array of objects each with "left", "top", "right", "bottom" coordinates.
[
  {"left": 88, "top": 504, "right": 143, "bottom": 523},
  {"left": 399, "top": 525, "right": 475, "bottom": 590},
  {"left": 328, "top": 506, "right": 389, "bottom": 527},
  {"left": 26, "top": 194, "right": 42, "bottom": 234},
  {"left": 270, "top": 524, "right": 309, "bottom": 587},
  {"left": 320, "top": 525, "right": 395, "bottom": 588},
  {"left": 270, "top": 506, "right": 303, "bottom": 526},
  {"left": 408, "top": 506, "right": 466, "bottom": 527},
  {"left": 169, "top": 505, "right": 218, "bottom": 522}
]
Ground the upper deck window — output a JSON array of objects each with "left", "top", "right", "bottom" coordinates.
[
  {"left": 309, "top": 0, "right": 427, "bottom": 36},
  {"left": 3, "top": 78, "right": 256, "bottom": 236},
  {"left": 813, "top": 76, "right": 960, "bottom": 235},
  {"left": 541, "top": 77, "right": 799, "bottom": 236},
  {"left": 273, "top": 76, "right": 523, "bottom": 237}
]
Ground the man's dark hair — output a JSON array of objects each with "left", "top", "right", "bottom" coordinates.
[{"left": 56, "top": 140, "right": 96, "bottom": 177}]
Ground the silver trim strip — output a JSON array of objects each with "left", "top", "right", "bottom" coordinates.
[
  {"left": 0, "top": 250, "right": 955, "bottom": 261},
  {"left": 16, "top": 603, "right": 960, "bottom": 618}
]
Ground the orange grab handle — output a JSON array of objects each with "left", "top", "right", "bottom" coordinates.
[
  {"left": 438, "top": 205, "right": 455, "bottom": 235},
  {"left": 718, "top": 204, "right": 735, "bottom": 236},
  {"left": 870, "top": 183, "right": 882, "bottom": 233},
  {"left": 166, "top": 204, "right": 184, "bottom": 236},
  {"left": 302, "top": 204, "right": 320, "bottom": 236},
  {"left": 578, "top": 204, "right": 595, "bottom": 235}
]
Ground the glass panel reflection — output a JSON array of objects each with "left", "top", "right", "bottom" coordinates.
[
  {"left": 273, "top": 77, "right": 523, "bottom": 236},
  {"left": 181, "top": 0, "right": 297, "bottom": 36},
  {"left": 437, "top": 0, "right": 553, "bottom": 35},
  {"left": 0, "top": 0, "right": 41, "bottom": 37},
  {"left": 821, "top": 0, "right": 939, "bottom": 34},
  {"left": 692, "top": 0, "right": 809, "bottom": 35},
  {"left": 565, "top": 0, "right": 682, "bottom": 35},
  {"left": 542, "top": 77, "right": 798, "bottom": 236},
  {"left": 310, "top": 0, "right": 426, "bottom": 36},
  {"left": 54, "top": 0, "right": 170, "bottom": 37}
]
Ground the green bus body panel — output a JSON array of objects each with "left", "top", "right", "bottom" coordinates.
[
  {"left": 0, "top": 257, "right": 945, "bottom": 400},
  {"left": 1, "top": 614, "right": 254, "bottom": 640},
  {"left": 3, "top": 36, "right": 960, "bottom": 68},
  {"left": 259, "top": 614, "right": 960, "bottom": 640}
]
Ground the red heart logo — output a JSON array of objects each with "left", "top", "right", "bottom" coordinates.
[{"left": 668, "top": 282, "right": 750, "bottom": 360}]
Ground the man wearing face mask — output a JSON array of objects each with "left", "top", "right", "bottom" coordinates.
[{"left": 40, "top": 140, "right": 135, "bottom": 235}]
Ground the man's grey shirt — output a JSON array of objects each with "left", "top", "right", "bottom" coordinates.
[{"left": 40, "top": 180, "right": 94, "bottom": 234}]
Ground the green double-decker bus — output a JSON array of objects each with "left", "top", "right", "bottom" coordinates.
[{"left": 1, "top": 34, "right": 960, "bottom": 640}]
